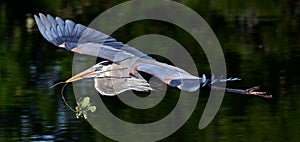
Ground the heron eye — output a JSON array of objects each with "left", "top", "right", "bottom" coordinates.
[{"left": 95, "top": 65, "right": 103, "bottom": 71}]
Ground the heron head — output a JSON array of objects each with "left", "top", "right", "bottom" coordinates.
[{"left": 65, "top": 61, "right": 111, "bottom": 83}]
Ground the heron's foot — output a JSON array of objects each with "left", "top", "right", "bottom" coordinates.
[
  {"left": 211, "top": 85, "right": 272, "bottom": 99},
  {"left": 246, "top": 86, "right": 272, "bottom": 99}
]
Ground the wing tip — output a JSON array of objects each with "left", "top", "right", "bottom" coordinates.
[{"left": 35, "top": 13, "right": 79, "bottom": 48}]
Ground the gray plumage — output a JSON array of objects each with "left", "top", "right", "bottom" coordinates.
[{"left": 35, "top": 13, "right": 240, "bottom": 95}]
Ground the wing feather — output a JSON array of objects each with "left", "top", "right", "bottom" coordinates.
[
  {"left": 55, "top": 16, "right": 66, "bottom": 37},
  {"left": 35, "top": 13, "right": 153, "bottom": 60},
  {"left": 46, "top": 15, "right": 60, "bottom": 39}
]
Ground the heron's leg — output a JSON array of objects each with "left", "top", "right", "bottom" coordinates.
[{"left": 211, "top": 86, "right": 272, "bottom": 99}]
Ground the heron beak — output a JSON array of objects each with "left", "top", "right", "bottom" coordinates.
[{"left": 65, "top": 67, "right": 97, "bottom": 83}]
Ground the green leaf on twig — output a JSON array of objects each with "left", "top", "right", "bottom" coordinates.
[{"left": 75, "top": 97, "right": 96, "bottom": 119}]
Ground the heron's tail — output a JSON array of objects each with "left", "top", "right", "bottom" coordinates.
[
  {"left": 168, "top": 74, "right": 240, "bottom": 92},
  {"left": 199, "top": 74, "right": 241, "bottom": 87}
]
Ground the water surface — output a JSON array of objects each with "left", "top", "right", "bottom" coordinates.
[{"left": 0, "top": 0, "right": 300, "bottom": 141}]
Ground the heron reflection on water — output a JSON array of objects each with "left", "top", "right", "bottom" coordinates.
[{"left": 34, "top": 13, "right": 271, "bottom": 99}]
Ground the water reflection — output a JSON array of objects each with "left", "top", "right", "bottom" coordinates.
[
  {"left": 0, "top": 0, "right": 300, "bottom": 141},
  {"left": 25, "top": 13, "right": 35, "bottom": 33}
]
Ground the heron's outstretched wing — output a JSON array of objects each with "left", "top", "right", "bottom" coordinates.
[
  {"left": 34, "top": 13, "right": 153, "bottom": 62},
  {"left": 115, "top": 58, "right": 200, "bottom": 92}
]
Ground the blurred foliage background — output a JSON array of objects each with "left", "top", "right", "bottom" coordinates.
[{"left": 0, "top": 0, "right": 300, "bottom": 141}]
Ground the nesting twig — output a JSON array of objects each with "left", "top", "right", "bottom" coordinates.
[
  {"left": 60, "top": 83, "right": 76, "bottom": 112},
  {"left": 50, "top": 82, "right": 76, "bottom": 112}
]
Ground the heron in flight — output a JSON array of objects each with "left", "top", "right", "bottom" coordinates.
[{"left": 34, "top": 13, "right": 270, "bottom": 98}]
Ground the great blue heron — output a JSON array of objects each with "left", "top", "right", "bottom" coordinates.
[{"left": 34, "top": 13, "right": 271, "bottom": 98}]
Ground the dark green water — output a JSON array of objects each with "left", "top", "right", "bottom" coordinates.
[{"left": 1, "top": 0, "right": 300, "bottom": 141}]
